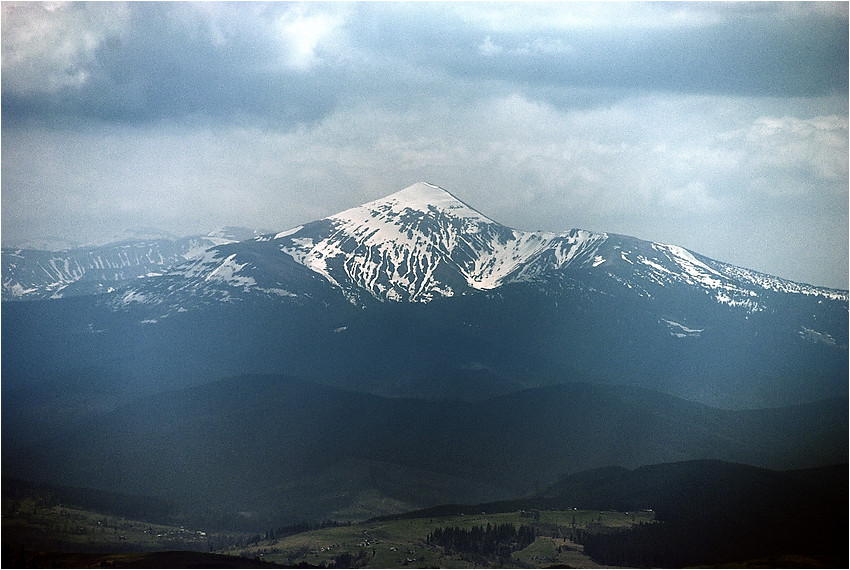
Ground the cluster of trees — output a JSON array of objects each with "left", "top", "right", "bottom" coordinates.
[
  {"left": 328, "top": 549, "right": 370, "bottom": 569},
  {"left": 426, "top": 522, "right": 536, "bottom": 559}
]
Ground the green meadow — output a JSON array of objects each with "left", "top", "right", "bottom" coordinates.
[{"left": 223, "top": 509, "right": 655, "bottom": 568}]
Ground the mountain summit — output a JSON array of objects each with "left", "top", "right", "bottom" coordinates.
[{"left": 273, "top": 182, "right": 606, "bottom": 302}]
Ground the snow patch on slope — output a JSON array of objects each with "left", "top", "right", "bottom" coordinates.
[
  {"left": 662, "top": 318, "right": 704, "bottom": 338},
  {"left": 799, "top": 326, "right": 838, "bottom": 346},
  {"left": 466, "top": 231, "right": 557, "bottom": 289},
  {"left": 657, "top": 244, "right": 725, "bottom": 289},
  {"left": 205, "top": 254, "right": 256, "bottom": 290},
  {"left": 275, "top": 225, "right": 304, "bottom": 240}
]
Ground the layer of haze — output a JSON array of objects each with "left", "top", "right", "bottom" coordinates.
[{"left": 2, "top": 2, "right": 847, "bottom": 288}]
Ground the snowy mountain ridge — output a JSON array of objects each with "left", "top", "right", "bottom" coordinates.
[
  {"left": 103, "top": 181, "right": 848, "bottom": 313},
  {"left": 1, "top": 227, "right": 267, "bottom": 301},
  {"left": 5, "top": 182, "right": 846, "bottom": 308}
]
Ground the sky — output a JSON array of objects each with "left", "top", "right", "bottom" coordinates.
[{"left": 1, "top": 2, "right": 848, "bottom": 289}]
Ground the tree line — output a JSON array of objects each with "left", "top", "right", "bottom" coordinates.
[{"left": 426, "top": 522, "right": 536, "bottom": 560}]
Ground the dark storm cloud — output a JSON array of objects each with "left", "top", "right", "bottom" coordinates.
[
  {"left": 2, "top": 2, "right": 344, "bottom": 127},
  {"left": 5, "top": 2, "right": 846, "bottom": 129},
  {"left": 465, "top": 23, "right": 848, "bottom": 98},
  {"left": 344, "top": 2, "right": 847, "bottom": 102}
]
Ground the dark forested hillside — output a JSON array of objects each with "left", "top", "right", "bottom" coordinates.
[
  {"left": 563, "top": 461, "right": 848, "bottom": 567},
  {"left": 5, "top": 375, "right": 845, "bottom": 529}
]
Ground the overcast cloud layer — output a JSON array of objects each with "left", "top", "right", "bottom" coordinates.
[{"left": 2, "top": 2, "right": 847, "bottom": 289}]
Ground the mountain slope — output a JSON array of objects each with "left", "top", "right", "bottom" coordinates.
[
  {"left": 3, "top": 182, "right": 847, "bottom": 537},
  {"left": 2, "top": 182, "right": 847, "bottom": 409}
]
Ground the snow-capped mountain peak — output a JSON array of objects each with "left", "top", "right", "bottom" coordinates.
[
  {"left": 325, "top": 182, "right": 500, "bottom": 257},
  {"left": 269, "top": 182, "right": 608, "bottom": 302}
]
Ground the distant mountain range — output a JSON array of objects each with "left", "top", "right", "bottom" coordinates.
[
  {"left": 6, "top": 183, "right": 845, "bottom": 307},
  {"left": 2, "top": 182, "right": 847, "bottom": 530},
  {"left": 1, "top": 226, "right": 268, "bottom": 301},
  {"left": 101, "top": 182, "right": 848, "bottom": 311}
]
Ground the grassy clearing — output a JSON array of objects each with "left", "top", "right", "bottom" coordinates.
[{"left": 2, "top": 496, "right": 243, "bottom": 556}]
